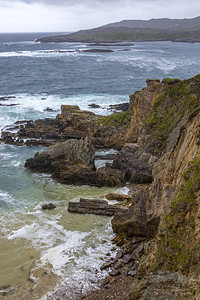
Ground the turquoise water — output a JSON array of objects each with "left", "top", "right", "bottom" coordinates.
[{"left": 0, "top": 33, "right": 200, "bottom": 299}]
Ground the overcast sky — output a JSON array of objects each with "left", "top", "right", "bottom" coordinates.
[{"left": 0, "top": 0, "right": 200, "bottom": 33}]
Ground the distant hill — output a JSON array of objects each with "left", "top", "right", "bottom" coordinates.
[
  {"left": 102, "top": 16, "right": 200, "bottom": 30},
  {"left": 36, "top": 16, "right": 200, "bottom": 43}
]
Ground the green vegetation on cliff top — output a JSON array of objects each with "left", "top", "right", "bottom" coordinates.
[
  {"left": 98, "top": 111, "right": 131, "bottom": 128},
  {"left": 145, "top": 74, "right": 200, "bottom": 153}
]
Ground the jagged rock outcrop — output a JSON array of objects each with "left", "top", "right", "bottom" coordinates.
[
  {"left": 25, "top": 137, "right": 96, "bottom": 185},
  {"left": 125, "top": 79, "right": 166, "bottom": 149},
  {"left": 1, "top": 104, "right": 130, "bottom": 149},
  {"left": 25, "top": 137, "right": 125, "bottom": 187},
  {"left": 112, "top": 143, "right": 158, "bottom": 184}
]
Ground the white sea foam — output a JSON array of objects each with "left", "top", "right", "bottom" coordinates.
[
  {"left": 39, "top": 223, "right": 116, "bottom": 299},
  {"left": 39, "top": 230, "right": 90, "bottom": 274},
  {"left": 96, "top": 52, "right": 198, "bottom": 73},
  {"left": 2, "top": 41, "right": 35, "bottom": 46},
  {"left": 0, "top": 93, "right": 128, "bottom": 133},
  {"left": 116, "top": 186, "right": 130, "bottom": 195},
  {"left": 5, "top": 206, "right": 117, "bottom": 299},
  {"left": 7, "top": 215, "right": 67, "bottom": 249},
  {"left": 0, "top": 49, "right": 93, "bottom": 58},
  {"left": 0, "top": 191, "right": 15, "bottom": 204}
]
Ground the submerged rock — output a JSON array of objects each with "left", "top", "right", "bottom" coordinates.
[{"left": 88, "top": 103, "right": 101, "bottom": 108}]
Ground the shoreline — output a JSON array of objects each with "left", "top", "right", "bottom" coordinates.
[
  {"left": 81, "top": 272, "right": 133, "bottom": 300},
  {"left": 36, "top": 37, "right": 200, "bottom": 44}
]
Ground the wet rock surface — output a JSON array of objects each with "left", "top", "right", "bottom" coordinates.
[
  {"left": 82, "top": 238, "right": 145, "bottom": 300},
  {"left": 88, "top": 103, "right": 101, "bottom": 108},
  {"left": 0, "top": 96, "right": 16, "bottom": 101},
  {"left": 68, "top": 198, "right": 128, "bottom": 216},
  {"left": 42, "top": 203, "right": 56, "bottom": 210},
  {"left": 108, "top": 102, "right": 129, "bottom": 112},
  {"left": 81, "top": 48, "right": 114, "bottom": 53},
  {"left": 0, "top": 103, "right": 19, "bottom": 106},
  {"left": 95, "top": 153, "right": 117, "bottom": 160}
]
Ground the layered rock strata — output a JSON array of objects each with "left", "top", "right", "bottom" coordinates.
[
  {"left": 111, "top": 75, "right": 200, "bottom": 299},
  {"left": 68, "top": 198, "right": 128, "bottom": 216}
]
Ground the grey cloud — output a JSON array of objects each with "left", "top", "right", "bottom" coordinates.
[
  {"left": 1, "top": 0, "right": 121, "bottom": 4},
  {"left": 0, "top": 0, "right": 165, "bottom": 5}
]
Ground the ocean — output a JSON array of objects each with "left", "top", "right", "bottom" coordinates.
[{"left": 0, "top": 32, "right": 200, "bottom": 299}]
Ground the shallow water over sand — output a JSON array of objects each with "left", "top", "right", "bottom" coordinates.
[{"left": 0, "top": 160, "right": 125, "bottom": 299}]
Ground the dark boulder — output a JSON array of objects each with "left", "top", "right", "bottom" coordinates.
[
  {"left": 56, "top": 164, "right": 96, "bottom": 185},
  {"left": 44, "top": 107, "right": 57, "bottom": 112},
  {"left": 108, "top": 103, "right": 129, "bottom": 112},
  {"left": 42, "top": 203, "right": 56, "bottom": 210},
  {"left": 88, "top": 103, "right": 101, "bottom": 108}
]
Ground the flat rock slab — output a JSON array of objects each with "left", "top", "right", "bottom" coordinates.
[
  {"left": 68, "top": 198, "right": 128, "bottom": 216},
  {"left": 105, "top": 193, "right": 132, "bottom": 202}
]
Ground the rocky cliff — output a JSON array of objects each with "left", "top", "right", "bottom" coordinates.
[{"left": 111, "top": 75, "right": 200, "bottom": 299}]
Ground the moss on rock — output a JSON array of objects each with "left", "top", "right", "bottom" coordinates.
[
  {"left": 145, "top": 74, "right": 200, "bottom": 153},
  {"left": 156, "top": 155, "right": 200, "bottom": 274},
  {"left": 98, "top": 111, "right": 131, "bottom": 128}
]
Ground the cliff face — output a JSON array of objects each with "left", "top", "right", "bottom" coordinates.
[
  {"left": 125, "top": 79, "right": 165, "bottom": 147},
  {"left": 128, "top": 113, "right": 200, "bottom": 299},
  {"left": 112, "top": 75, "right": 200, "bottom": 299}
]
